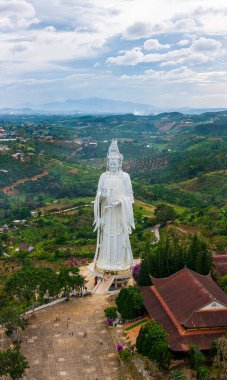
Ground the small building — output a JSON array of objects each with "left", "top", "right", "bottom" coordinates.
[
  {"left": 31, "top": 211, "right": 38, "bottom": 217},
  {"left": 16, "top": 243, "right": 34, "bottom": 252},
  {"left": 12, "top": 153, "right": 24, "bottom": 161},
  {"left": 0, "top": 224, "right": 8, "bottom": 234},
  {"left": 13, "top": 220, "right": 22, "bottom": 224},
  {"left": 13, "top": 219, "right": 27, "bottom": 225},
  {"left": 88, "top": 142, "right": 97, "bottom": 147},
  {"left": 2, "top": 224, "right": 9, "bottom": 232},
  {"left": 139, "top": 268, "right": 227, "bottom": 352},
  {"left": 0, "top": 145, "right": 9, "bottom": 153}
]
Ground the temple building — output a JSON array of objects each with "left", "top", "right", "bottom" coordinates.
[{"left": 138, "top": 268, "right": 227, "bottom": 352}]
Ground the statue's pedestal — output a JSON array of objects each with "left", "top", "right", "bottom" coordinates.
[{"left": 88, "top": 263, "right": 132, "bottom": 294}]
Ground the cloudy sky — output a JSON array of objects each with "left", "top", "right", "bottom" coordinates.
[{"left": 1, "top": 0, "right": 227, "bottom": 108}]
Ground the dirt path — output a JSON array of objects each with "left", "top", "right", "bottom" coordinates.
[
  {"left": 151, "top": 224, "right": 161, "bottom": 242},
  {"left": 49, "top": 204, "right": 92, "bottom": 215},
  {"left": 0, "top": 171, "right": 49, "bottom": 194}
]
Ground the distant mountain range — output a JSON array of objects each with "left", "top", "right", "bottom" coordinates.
[{"left": 0, "top": 97, "right": 226, "bottom": 115}]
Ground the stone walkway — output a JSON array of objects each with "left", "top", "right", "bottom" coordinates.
[
  {"left": 94, "top": 276, "right": 115, "bottom": 294},
  {"left": 20, "top": 295, "right": 120, "bottom": 380}
]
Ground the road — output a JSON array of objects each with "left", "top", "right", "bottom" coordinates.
[{"left": 0, "top": 171, "right": 49, "bottom": 194}]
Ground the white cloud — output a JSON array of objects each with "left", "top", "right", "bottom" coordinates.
[
  {"left": 0, "top": 29, "right": 107, "bottom": 63},
  {"left": 107, "top": 37, "right": 225, "bottom": 66},
  {"left": 177, "top": 39, "right": 190, "bottom": 46},
  {"left": 143, "top": 39, "right": 170, "bottom": 50},
  {"left": 107, "top": 47, "right": 144, "bottom": 65},
  {"left": 123, "top": 3, "right": 227, "bottom": 40},
  {"left": 1, "top": 0, "right": 227, "bottom": 107},
  {"left": 121, "top": 66, "right": 227, "bottom": 85},
  {"left": 191, "top": 37, "right": 222, "bottom": 51},
  {"left": 44, "top": 26, "right": 56, "bottom": 32},
  {"left": 0, "top": 0, "right": 39, "bottom": 31}
]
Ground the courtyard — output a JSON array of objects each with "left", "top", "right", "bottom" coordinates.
[{"left": 20, "top": 294, "right": 120, "bottom": 380}]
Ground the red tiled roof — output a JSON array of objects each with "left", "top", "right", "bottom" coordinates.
[
  {"left": 19, "top": 243, "right": 29, "bottom": 250},
  {"left": 185, "top": 309, "right": 227, "bottom": 328},
  {"left": 150, "top": 268, "right": 227, "bottom": 326},
  {"left": 140, "top": 285, "right": 225, "bottom": 352}
]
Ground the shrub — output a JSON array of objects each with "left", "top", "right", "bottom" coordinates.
[
  {"left": 136, "top": 319, "right": 171, "bottom": 368},
  {"left": 170, "top": 370, "right": 185, "bottom": 379},
  {"left": 116, "top": 286, "right": 144, "bottom": 320},
  {"left": 104, "top": 307, "right": 117, "bottom": 319},
  {"left": 197, "top": 366, "right": 210, "bottom": 380},
  {"left": 119, "top": 349, "right": 132, "bottom": 362},
  {"left": 0, "top": 345, "right": 29, "bottom": 380},
  {"left": 189, "top": 344, "right": 205, "bottom": 370}
]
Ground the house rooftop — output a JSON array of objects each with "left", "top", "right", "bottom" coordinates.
[
  {"left": 139, "top": 268, "right": 227, "bottom": 351},
  {"left": 150, "top": 267, "right": 227, "bottom": 327}
]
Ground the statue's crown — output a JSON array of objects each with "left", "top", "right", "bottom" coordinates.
[{"left": 107, "top": 139, "right": 121, "bottom": 159}]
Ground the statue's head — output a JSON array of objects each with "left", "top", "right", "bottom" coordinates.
[{"left": 107, "top": 140, "right": 123, "bottom": 173}]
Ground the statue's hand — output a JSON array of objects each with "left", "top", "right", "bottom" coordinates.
[{"left": 111, "top": 201, "right": 120, "bottom": 207}]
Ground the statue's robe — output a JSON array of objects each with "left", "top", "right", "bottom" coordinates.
[{"left": 93, "top": 171, "right": 135, "bottom": 271}]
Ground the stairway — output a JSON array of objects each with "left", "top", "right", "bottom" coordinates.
[{"left": 93, "top": 275, "right": 115, "bottom": 294}]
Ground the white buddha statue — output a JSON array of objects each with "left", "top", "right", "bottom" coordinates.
[{"left": 93, "top": 140, "right": 135, "bottom": 272}]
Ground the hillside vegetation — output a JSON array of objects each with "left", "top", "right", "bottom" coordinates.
[{"left": 0, "top": 110, "right": 226, "bottom": 256}]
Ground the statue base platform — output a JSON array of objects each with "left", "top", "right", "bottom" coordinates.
[{"left": 88, "top": 263, "right": 132, "bottom": 294}]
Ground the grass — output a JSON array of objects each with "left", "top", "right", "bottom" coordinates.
[
  {"left": 134, "top": 199, "right": 155, "bottom": 214},
  {"left": 124, "top": 319, "right": 148, "bottom": 331},
  {"left": 152, "top": 200, "right": 188, "bottom": 215},
  {"left": 175, "top": 172, "right": 227, "bottom": 203}
]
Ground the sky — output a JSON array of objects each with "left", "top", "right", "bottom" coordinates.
[{"left": 1, "top": 0, "right": 227, "bottom": 108}]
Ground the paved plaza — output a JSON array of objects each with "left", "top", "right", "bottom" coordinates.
[{"left": 20, "top": 294, "right": 120, "bottom": 380}]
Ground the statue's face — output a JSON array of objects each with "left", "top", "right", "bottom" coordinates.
[{"left": 108, "top": 157, "right": 119, "bottom": 173}]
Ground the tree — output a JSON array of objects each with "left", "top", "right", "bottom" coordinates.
[
  {"left": 187, "top": 235, "right": 212, "bottom": 275},
  {"left": 213, "top": 335, "right": 227, "bottom": 377},
  {"left": 138, "top": 233, "right": 212, "bottom": 283},
  {"left": 188, "top": 344, "right": 205, "bottom": 370},
  {"left": 138, "top": 253, "right": 152, "bottom": 285},
  {"left": 0, "top": 305, "right": 28, "bottom": 342},
  {"left": 0, "top": 345, "right": 29, "bottom": 380},
  {"left": 154, "top": 204, "right": 176, "bottom": 225},
  {"left": 58, "top": 267, "right": 84, "bottom": 299},
  {"left": 5, "top": 267, "right": 60, "bottom": 312},
  {"left": 136, "top": 319, "right": 171, "bottom": 368},
  {"left": 116, "top": 286, "right": 144, "bottom": 320},
  {"left": 220, "top": 274, "right": 227, "bottom": 293},
  {"left": 138, "top": 233, "right": 185, "bottom": 282},
  {"left": 14, "top": 249, "right": 31, "bottom": 267}
]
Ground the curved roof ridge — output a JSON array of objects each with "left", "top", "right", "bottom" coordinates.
[
  {"left": 187, "top": 269, "right": 214, "bottom": 301},
  {"left": 150, "top": 267, "right": 189, "bottom": 283},
  {"left": 186, "top": 267, "right": 212, "bottom": 279}
]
